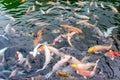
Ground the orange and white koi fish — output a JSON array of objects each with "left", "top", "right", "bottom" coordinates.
[
  {"left": 74, "top": 13, "right": 90, "bottom": 20},
  {"left": 37, "top": 44, "right": 52, "bottom": 72},
  {"left": 33, "top": 26, "right": 46, "bottom": 46},
  {"left": 9, "top": 68, "right": 18, "bottom": 78},
  {"left": 60, "top": 24, "right": 83, "bottom": 34},
  {"left": 71, "top": 59, "right": 99, "bottom": 79},
  {"left": 105, "top": 50, "right": 120, "bottom": 60},
  {"left": 108, "top": 5, "right": 118, "bottom": 14}
]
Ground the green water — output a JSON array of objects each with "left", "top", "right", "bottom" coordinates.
[{"left": 0, "top": 0, "right": 120, "bottom": 43}]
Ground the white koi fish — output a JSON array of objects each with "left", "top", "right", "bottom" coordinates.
[
  {"left": 108, "top": 5, "right": 118, "bottom": 14},
  {"left": 74, "top": 13, "right": 90, "bottom": 20},
  {"left": 0, "top": 47, "right": 7, "bottom": 56},
  {"left": 37, "top": 44, "right": 51, "bottom": 72}
]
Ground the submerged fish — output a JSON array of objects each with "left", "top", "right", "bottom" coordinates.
[
  {"left": 33, "top": 26, "right": 46, "bottom": 46},
  {"left": 88, "top": 44, "right": 112, "bottom": 54},
  {"left": 105, "top": 50, "right": 120, "bottom": 60},
  {"left": 37, "top": 44, "right": 51, "bottom": 72},
  {"left": 0, "top": 47, "right": 7, "bottom": 56},
  {"left": 15, "top": 51, "right": 25, "bottom": 64},
  {"left": 9, "top": 68, "right": 18, "bottom": 78},
  {"left": 44, "top": 55, "right": 72, "bottom": 78},
  {"left": 88, "top": 38, "right": 113, "bottom": 53},
  {"left": 108, "top": 5, "right": 119, "bottom": 14},
  {"left": 74, "top": 13, "right": 90, "bottom": 20},
  {"left": 60, "top": 24, "right": 83, "bottom": 34},
  {"left": 71, "top": 59, "right": 99, "bottom": 79}
]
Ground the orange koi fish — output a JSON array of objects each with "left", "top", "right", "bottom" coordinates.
[
  {"left": 33, "top": 26, "right": 46, "bottom": 45},
  {"left": 105, "top": 50, "right": 120, "bottom": 60},
  {"left": 88, "top": 45, "right": 112, "bottom": 53},
  {"left": 88, "top": 38, "right": 113, "bottom": 53},
  {"left": 60, "top": 24, "right": 83, "bottom": 34}
]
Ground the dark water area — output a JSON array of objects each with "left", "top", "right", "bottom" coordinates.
[{"left": 0, "top": 0, "right": 120, "bottom": 80}]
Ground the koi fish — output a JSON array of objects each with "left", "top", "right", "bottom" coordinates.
[
  {"left": 108, "top": 5, "right": 118, "bottom": 14},
  {"left": 21, "top": 0, "right": 25, "bottom": 3},
  {"left": 71, "top": 63, "right": 95, "bottom": 70},
  {"left": 105, "top": 50, "right": 120, "bottom": 60},
  {"left": 88, "top": 44, "right": 112, "bottom": 53},
  {"left": 35, "top": 1, "right": 43, "bottom": 6},
  {"left": 100, "top": 2, "right": 105, "bottom": 8},
  {"left": 94, "top": 1, "right": 98, "bottom": 8},
  {"left": 47, "top": 46, "right": 65, "bottom": 57},
  {"left": 4, "top": 15, "right": 15, "bottom": 21},
  {"left": 88, "top": 38, "right": 113, "bottom": 53},
  {"left": 0, "top": 47, "right": 7, "bottom": 56},
  {"left": 44, "top": 55, "right": 72, "bottom": 78},
  {"left": 37, "top": 44, "right": 51, "bottom": 72},
  {"left": 27, "top": 18, "right": 39, "bottom": 22},
  {"left": 52, "top": 34, "right": 64, "bottom": 45},
  {"left": 56, "top": 70, "right": 69, "bottom": 78},
  {"left": 24, "top": 55, "right": 32, "bottom": 72},
  {"left": 29, "top": 43, "right": 42, "bottom": 57},
  {"left": 74, "top": 13, "right": 90, "bottom": 20},
  {"left": 67, "top": 32, "right": 76, "bottom": 47},
  {"left": 35, "top": 22, "right": 50, "bottom": 26},
  {"left": 77, "top": 22, "right": 95, "bottom": 28},
  {"left": 60, "top": 24, "right": 83, "bottom": 34},
  {"left": 9, "top": 68, "right": 18, "bottom": 78},
  {"left": 15, "top": 51, "right": 25, "bottom": 64},
  {"left": 76, "top": 20, "right": 88, "bottom": 24},
  {"left": 31, "top": 75, "right": 43, "bottom": 80},
  {"left": 71, "top": 59, "right": 99, "bottom": 79},
  {"left": 33, "top": 26, "right": 46, "bottom": 45}
]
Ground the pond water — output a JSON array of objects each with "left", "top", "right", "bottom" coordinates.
[{"left": 0, "top": 0, "right": 120, "bottom": 80}]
